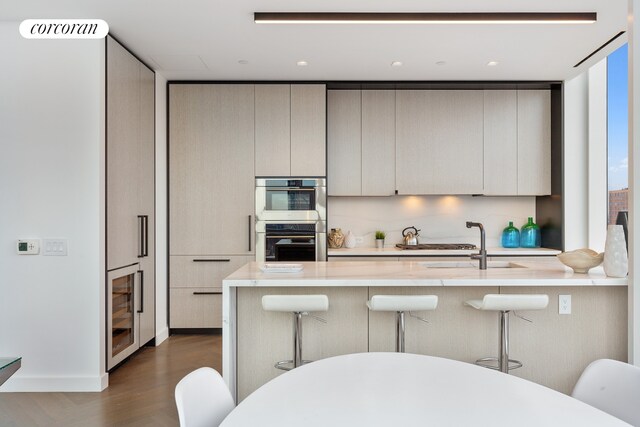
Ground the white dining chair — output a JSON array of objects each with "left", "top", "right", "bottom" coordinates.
[
  {"left": 175, "top": 367, "right": 235, "bottom": 427},
  {"left": 572, "top": 359, "right": 640, "bottom": 426}
]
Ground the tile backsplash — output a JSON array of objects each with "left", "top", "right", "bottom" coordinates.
[{"left": 328, "top": 195, "right": 536, "bottom": 248}]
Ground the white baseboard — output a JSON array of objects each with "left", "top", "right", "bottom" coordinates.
[
  {"left": 155, "top": 326, "right": 169, "bottom": 346},
  {"left": 0, "top": 374, "right": 107, "bottom": 392}
]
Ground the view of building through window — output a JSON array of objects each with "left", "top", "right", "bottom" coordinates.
[{"left": 608, "top": 44, "right": 629, "bottom": 225}]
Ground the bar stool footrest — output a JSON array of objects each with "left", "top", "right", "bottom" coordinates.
[
  {"left": 475, "top": 357, "right": 523, "bottom": 371},
  {"left": 274, "top": 359, "right": 313, "bottom": 371}
]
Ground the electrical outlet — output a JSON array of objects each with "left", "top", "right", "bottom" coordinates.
[
  {"left": 355, "top": 237, "right": 364, "bottom": 244},
  {"left": 559, "top": 295, "right": 571, "bottom": 315}
]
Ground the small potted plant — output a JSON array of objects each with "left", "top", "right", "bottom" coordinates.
[{"left": 375, "top": 231, "right": 386, "bottom": 249}]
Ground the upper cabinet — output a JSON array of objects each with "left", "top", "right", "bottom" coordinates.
[
  {"left": 255, "top": 84, "right": 326, "bottom": 177},
  {"left": 327, "top": 90, "right": 396, "bottom": 196},
  {"left": 255, "top": 85, "right": 291, "bottom": 177},
  {"left": 483, "top": 90, "right": 551, "bottom": 196},
  {"left": 483, "top": 90, "right": 518, "bottom": 196},
  {"left": 328, "top": 90, "right": 362, "bottom": 196},
  {"left": 328, "top": 88, "right": 551, "bottom": 197},
  {"left": 396, "top": 90, "right": 484, "bottom": 195},
  {"left": 517, "top": 90, "right": 551, "bottom": 195},
  {"left": 362, "top": 90, "right": 396, "bottom": 196}
]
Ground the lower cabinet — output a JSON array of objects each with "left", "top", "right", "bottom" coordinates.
[
  {"left": 169, "top": 255, "right": 253, "bottom": 329},
  {"left": 170, "top": 288, "right": 223, "bottom": 328}
]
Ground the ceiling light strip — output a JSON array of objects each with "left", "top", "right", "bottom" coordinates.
[{"left": 254, "top": 12, "right": 597, "bottom": 25}]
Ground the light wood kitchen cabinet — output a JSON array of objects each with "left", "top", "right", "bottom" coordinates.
[
  {"left": 137, "top": 64, "right": 156, "bottom": 344},
  {"left": 291, "top": 84, "right": 326, "bottom": 177},
  {"left": 169, "top": 84, "right": 255, "bottom": 255},
  {"left": 106, "top": 36, "right": 156, "bottom": 359},
  {"left": 170, "top": 288, "right": 223, "bottom": 328},
  {"left": 255, "top": 85, "right": 291, "bottom": 176},
  {"left": 255, "top": 84, "right": 327, "bottom": 177},
  {"left": 483, "top": 90, "right": 551, "bottom": 196},
  {"left": 327, "top": 90, "right": 395, "bottom": 196},
  {"left": 483, "top": 90, "right": 518, "bottom": 196},
  {"left": 362, "top": 90, "right": 396, "bottom": 196},
  {"left": 107, "top": 38, "right": 141, "bottom": 270},
  {"left": 518, "top": 90, "right": 551, "bottom": 195},
  {"left": 327, "top": 90, "right": 361, "bottom": 196},
  {"left": 169, "top": 255, "right": 253, "bottom": 288},
  {"left": 395, "top": 90, "right": 484, "bottom": 195}
]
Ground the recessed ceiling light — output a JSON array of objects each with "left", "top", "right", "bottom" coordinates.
[
  {"left": 254, "top": 12, "right": 597, "bottom": 25},
  {"left": 238, "top": 59, "right": 249, "bottom": 65},
  {"left": 297, "top": 60, "right": 308, "bottom": 66},
  {"left": 391, "top": 61, "right": 403, "bottom": 67},
  {"left": 487, "top": 61, "right": 499, "bottom": 66},
  {"left": 436, "top": 61, "right": 446, "bottom": 66}
]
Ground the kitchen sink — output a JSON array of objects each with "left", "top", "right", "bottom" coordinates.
[{"left": 419, "top": 261, "right": 526, "bottom": 269}]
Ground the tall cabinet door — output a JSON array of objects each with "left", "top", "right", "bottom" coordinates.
[
  {"left": 483, "top": 90, "right": 518, "bottom": 195},
  {"left": 362, "top": 90, "right": 396, "bottom": 196},
  {"left": 327, "top": 90, "right": 362, "bottom": 196},
  {"left": 396, "top": 90, "right": 484, "bottom": 195},
  {"left": 138, "top": 64, "right": 155, "bottom": 344},
  {"left": 106, "top": 38, "right": 140, "bottom": 270},
  {"left": 170, "top": 85, "right": 255, "bottom": 255},
  {"left": 291, "top": 85, "right": 326, "bottom": 177},
  {"left": 255, "top": 85, "right": 291, "bottom": 176},
  {"left": 518, "top": 90, "right": 551, "bottom": 195}
]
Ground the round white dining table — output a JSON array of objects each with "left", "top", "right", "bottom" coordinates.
[{"left": 221, "top": 352, "right": 630, "bottom": 427}]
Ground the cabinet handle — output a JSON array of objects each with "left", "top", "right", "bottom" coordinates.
[
  {"left": 193, "top": 291, "right": 222, "bottom": 295},
  {"left": 143, "top": 215, "right": 149, "bottom": 257},
  {"left": 248, "top": 215, "right": 252, "bottom": 252},
  {"left": 137, "top": 216, "right": 144, "bottom": 257},
  {"left": 137, "top": 270, "right": 144, "bottom": 313},
  {"left": 192, "top": 259, "right": 231, "bottom": 262}
]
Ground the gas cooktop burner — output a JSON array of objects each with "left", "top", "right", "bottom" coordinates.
[{"left": 395, "top": 243, "right": 477, "bottom": 250}]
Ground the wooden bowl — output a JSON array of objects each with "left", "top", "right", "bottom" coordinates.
[{"left": 557, "top": 249, "right": 604, "bottom": 273}]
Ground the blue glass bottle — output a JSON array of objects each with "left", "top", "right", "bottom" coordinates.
[
  {"left": 520, "top": 217, "right": 541, "bottom": 248},
  {"left": 501, "top": 221, "right": 520, "bottom": 248}
]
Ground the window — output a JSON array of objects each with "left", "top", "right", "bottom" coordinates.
[{"left": 607, "top": 44, "right": 629, "bottom": 225}]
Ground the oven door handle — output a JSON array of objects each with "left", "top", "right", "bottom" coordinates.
[
  {"left": 265, "top": 188, "right": 315, "bottom": 191},
  {"left": 266, "top": 235, "right": 316, "bottom": 239}
]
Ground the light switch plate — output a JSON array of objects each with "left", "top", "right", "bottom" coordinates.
[
  {"left": 43, "top": 239, "right": 68, "bottom": 256},
  {"left": 17, "top": 239, "right": 40, "bottom": 255}
]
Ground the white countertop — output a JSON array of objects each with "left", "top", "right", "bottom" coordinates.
[
  {"left": 223, "top": 259, "right": 626, "bottom": 288},
  {"left": 328, "top": 246, "right": 561, "bottom": 256}
]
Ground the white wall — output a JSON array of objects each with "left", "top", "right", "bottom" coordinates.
[
  {"left": 155, "top": 73, "right": 168, "bottom": 345},
  {"left": 328, "top": 196, "right": 535, "bottom": 248},
  {"left": 563, "top": 72, "right": 589, "bottom": 250},
  {"left": 588, "top": 60, "right": 609, "bottom": 252},
  {"left": 0, "top": 22, "right": 106, "bottom": 391}
]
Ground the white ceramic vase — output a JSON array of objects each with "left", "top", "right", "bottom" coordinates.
[
  {"left": 603, "top": 225, "right": 628, "bottom": 278},
  {"left": 344, "top": 231, "right": 357, "bottom": 249}
]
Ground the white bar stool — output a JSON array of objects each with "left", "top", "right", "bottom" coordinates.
[
  {"left": 262, "top": 294, "right": 329, "bottom": 371},
  {"left": 367, "top": 295, "right": 438, "bottom": 353},
  {"left": 465, "top": 294, "right": 549, "bottom": 373}
]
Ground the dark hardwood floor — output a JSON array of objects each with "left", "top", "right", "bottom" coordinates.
[{"left": 0, "top": 335, "right": 221, "bottom": 427}]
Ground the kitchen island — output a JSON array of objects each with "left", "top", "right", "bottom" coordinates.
[{"left": 223, "top": 260, "right": 627, "bottom": 401}]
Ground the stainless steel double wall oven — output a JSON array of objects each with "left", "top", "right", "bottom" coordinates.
[{"left": 255, "top": 178, "right": 326, "bottom": 262}]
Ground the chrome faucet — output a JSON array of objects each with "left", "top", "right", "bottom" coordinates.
[{"left": 466, "top": 221, "right": 487, "bottom": 270}]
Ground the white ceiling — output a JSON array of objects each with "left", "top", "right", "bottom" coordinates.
[{"left": 1, "top": 0, "right": 628, "bottom": 81}]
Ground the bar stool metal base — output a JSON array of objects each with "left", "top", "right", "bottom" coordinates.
[
  {"left": 475, "top": 310, "right": 524, "bottom": 374},
  {"left": 274, "top": 359, "right": 313, "bottom": 371},
  {"left": 475, "top": 357, "right": 523, "bottom": 372}
]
